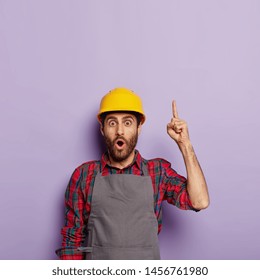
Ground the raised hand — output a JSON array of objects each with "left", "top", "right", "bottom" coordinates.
[{"left": 167, "top": 100, "right": 190, "bottom": 146}]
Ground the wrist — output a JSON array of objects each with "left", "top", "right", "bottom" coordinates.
[
  {"left": 178, "top": 139, "right": 192, "bottom": 149},
  {"left": 178, "top": 141, "right": 194, "bottom": 157}
]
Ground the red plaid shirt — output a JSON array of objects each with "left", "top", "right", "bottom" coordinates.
[{"left": 56, "top": 150, "right": 197, "bottom": 259}]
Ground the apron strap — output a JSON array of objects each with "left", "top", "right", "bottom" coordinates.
[{"left": 141, "top": 162, "right": 149, "bottom": 176}]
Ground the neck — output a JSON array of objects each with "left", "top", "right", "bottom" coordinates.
[{"left": 108, "top": 150, "right": 136, "bottom": 169}]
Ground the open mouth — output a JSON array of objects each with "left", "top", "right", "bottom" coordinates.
[
  {"left": 115, "top": 139, "right": 126, "bottom": 149},
  {"left": 117, "top": 140, "right": 124, "bottom": 146}
]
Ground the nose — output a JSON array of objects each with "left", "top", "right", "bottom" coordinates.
[{"left": 116, "top": 122, "right": 124, "bottom": 136}]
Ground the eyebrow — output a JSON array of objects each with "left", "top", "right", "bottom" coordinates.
[{"left": 106, "top": 115, "right": 135, "bottom": 122}]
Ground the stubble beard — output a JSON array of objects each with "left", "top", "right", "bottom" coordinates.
[{"left": 104, "top": 133, "right": 138, "bottom": 162}]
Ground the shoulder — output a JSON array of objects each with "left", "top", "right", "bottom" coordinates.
[
  {"left": 142, "top": 157, "right": 173, "bottom": 175},
  {"left": 142, "top": 156, "right": 180, "bottom": 178},
  {"left": 71, "top": 160, "right": 101, "bottom": 178},
  {"left": 66, "top": 160, "right": 100, "bottom": 194},
  {"left": 144, "top": 157, "right": 172, "bottom": 168}
]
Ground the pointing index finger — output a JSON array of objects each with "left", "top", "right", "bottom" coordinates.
[{"left": 172, "top": 100, "right": 179, "bottom": 118}]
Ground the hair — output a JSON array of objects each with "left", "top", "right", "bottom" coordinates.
[{"left": 100, "top": 111, "right": 142, "bottom": 127}]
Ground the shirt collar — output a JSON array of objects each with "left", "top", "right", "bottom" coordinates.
[{"left": 100, "top": 149, "right": 142, "bottom": 172}]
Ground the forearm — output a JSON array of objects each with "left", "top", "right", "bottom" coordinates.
[
  {"left": 56, "top": 225, "right": 87, "bottom": 260},
  {"left": 178, "top": 141, "right": 209, "bottom": 210}
]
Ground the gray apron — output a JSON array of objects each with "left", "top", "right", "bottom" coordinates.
[{"left": 78, "top": 163, "right": 160, "bottom": 260}]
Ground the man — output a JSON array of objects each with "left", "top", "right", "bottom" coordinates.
[{"left": 56, "top": 88, "right": 209, "bottom": 260}]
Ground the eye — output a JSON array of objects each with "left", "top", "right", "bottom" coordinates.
[
  {"left": 124, "top": 120, "right": 132, "bottom": 126},
  {"left": 108, "top": 120, "right": 117, "bottom": 127}
]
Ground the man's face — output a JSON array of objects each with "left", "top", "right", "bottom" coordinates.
[{"left": 101, "top": 112, "right": 141, "bottom": 162}]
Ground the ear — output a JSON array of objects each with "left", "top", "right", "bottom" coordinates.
[
  {"left": 137, "top": 124, "right": 142, "bottom": 136},
  {"left": 100, "top": 123, "right": 104, "bottom": 136}
]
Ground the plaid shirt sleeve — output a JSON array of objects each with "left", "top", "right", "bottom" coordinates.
[
  {"left": 161, "top": 159, "right": 197, "bottom": 210},
  {"left": 56, "top": 166, "right": 87, "bottom": 260}
]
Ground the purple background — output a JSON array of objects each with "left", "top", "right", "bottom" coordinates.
[{"left": 0, "top": 0, "right": 259, "bottom": 260}]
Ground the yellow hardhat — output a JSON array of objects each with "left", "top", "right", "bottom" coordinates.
[{"left": 97, "top": 88, "right": 146, "bottom": 124}]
